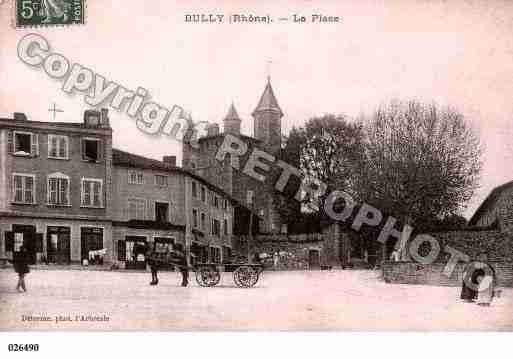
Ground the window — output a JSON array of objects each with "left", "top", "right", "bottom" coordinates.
[
  {"left": 222, "top": 246, "right": 232, "bottom": 263},
  {"left": 128, "top": 171, "right": 144, "bottom": 184},
  {"left": 128, "top": 198, "right": 146, "bottom": 220},
  {"left": 82, "top": 138, "right": 101, "bottom": 161},
  {"left": 48, "top": 134, "right": 69, "bottom": 159},
  {"left": 155, "top": 202, "right": 169, "bottom": 223},
  {"left": 14, "top": 131, "right": 38, "bottom": 156},
  {"left": 224, "top": 218, "right": 229, "bottom": 235},
  {"left": 247, "top": 190, "right": 254, "bottom": 205},
  {"left": 211, "top": 218, "right": 221, "bottom": 237},
  {"left": 155, "top": 175, "right": 168, "bottom": 187},
  {"left": 12, "top": 174, "right": 35, "bottom": 204},
  {"left": 201, "top": 212, "right": 206, "bottom": 231},
  {"left": 81, "top": 178, "right": 103, "bottom": 207},
  {"left": 214, "top": 195, "right": 219, "bottom": 208},
  {"left": 201, "top": 186, "right": 206, "bottom": 202},
  {"left": 210, "top": 246, "right": 221, "bottom": 264},
  {"left": 223, "top": 199, "right": 228, "bottom": 210},
  {"left": 47, "top": 174, "right": 70, "bottom": 206},
  {"left": 192, "top": 209, "right": 199, "bottom": 228},
  {"left": 192, "top": 181, "right": 198, "bottom": 198},
  {"left": 191, "top": 162, "right": 196, "bottom": 170}
]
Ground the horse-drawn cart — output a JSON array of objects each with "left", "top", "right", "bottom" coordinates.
[{"left": 147, "top": 248, "right": 263, "bottom": 288}]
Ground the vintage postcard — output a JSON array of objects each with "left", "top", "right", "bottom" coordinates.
[{"left": 0, "top": 0, "right": 513, "bottom": 346}]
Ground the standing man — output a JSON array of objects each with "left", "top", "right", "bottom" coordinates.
[
  {"left": 13, "top": 246, "right": 30, "bottom": 292},
  {"left": 147, "top": 252, "right": 159, "bottom": 286}
]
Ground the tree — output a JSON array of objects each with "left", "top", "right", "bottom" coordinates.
[
  {"left": 274, "top": 115, "right": 366, "bottom": 228},
  {"left": 358, "top": 100, "right": 482, "bottom": 226},
  {"left": 295, "top": 114, "right": 366, "bottom": 204},
  {"left": 273, "top": 128, "right": 302, "bottom": 224}
]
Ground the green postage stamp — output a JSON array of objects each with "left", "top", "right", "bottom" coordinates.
[{"left": 15, "top": 0, "right": 85, "bottom": 27}]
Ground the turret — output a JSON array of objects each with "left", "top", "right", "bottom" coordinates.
[
  {"left": 223, "top": 102, "right": 241, "bottom": 135},
  {"left": 252, "top": 77, "right": 283, "bottom": 154}
]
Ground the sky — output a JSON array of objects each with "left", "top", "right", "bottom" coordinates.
[{"left": 1, "top": 0, "right": 512, "bottom": 218}]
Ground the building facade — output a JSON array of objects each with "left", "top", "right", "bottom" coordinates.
[
  {"left": 0, "top": 111, "right": 236, "bottom": 269},
  {"left": 182, "top": 77, "right": 295, "bottom": 234},
  {"left": 0, "top": 110, "right": 113, "bottom": 265},
  {"left": 111, "top": 149, "right": 235, "bottom": 269}
]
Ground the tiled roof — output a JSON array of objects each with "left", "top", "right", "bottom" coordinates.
[
  {"left": 0, "top": 116, "right": 84, "bottom": 128},
  {"left": 469, "top": 180, "right": 513, "bottom": 226}
]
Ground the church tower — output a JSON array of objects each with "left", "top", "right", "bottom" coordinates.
[
  {"left": 252, "top": 77, "right": 283, "bottom": 154},
  {"left": 223, "top": 102, "right": 242, "bottom": 135}
]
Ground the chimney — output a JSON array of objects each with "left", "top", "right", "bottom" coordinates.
[
  {"left": 13, "top": 112, "right": 27, "bottom": 121},
  {"left": 83, "top": 109, "right": 100, "bottom": 127},
  {"left": 100, "top": 108, "right": 110, "bottom": 128},
  {"left": 207, "top": 123, "right": 220, "bottom": 137},
  {"left": 163, "top": 155, "right": 176, "bottom": 166}
]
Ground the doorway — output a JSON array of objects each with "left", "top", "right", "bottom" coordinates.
[
  {"left": 11, "top": 224, "right": 38, "bottom": 264},
  {"left": 81, "top": 227, "right": 104, "bottom": 264},
  {"left": 308, "top": 249, "right": 320, "bottom": 269},
  {"left": 47, "top": 226, "right": 71, "bottom": 264},
  {"left": 125, "top": 236, "right": 147, "bottom": 269}
]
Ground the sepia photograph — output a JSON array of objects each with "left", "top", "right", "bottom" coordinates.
[{"left": 0, "top": 0, "right": 512, "bottom": 356}]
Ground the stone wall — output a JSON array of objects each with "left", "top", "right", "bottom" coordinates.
[
  {"left": 383, "top": 229, "right": 513, "bottom": 287},
  {"left": 233, "top": 233, "right": 327, "bottom": 270},
  {"left": 382, "top": 261, "right": 513, "bottom": 288},
  {"left": 424, "top": 230, "right": 513, "bottom": 262}
]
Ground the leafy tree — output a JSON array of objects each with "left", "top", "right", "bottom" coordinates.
[
  {"left": 296, "top": 114, "right": 366, "bottom": 203},
  {"left": 274, "top": 115, "right": 366, "bottom": 226},
  {"left": 357, "top": 100, "right": 482, "bottom": 226}
]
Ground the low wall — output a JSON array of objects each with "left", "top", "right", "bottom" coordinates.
[
  {"left": 233, "top": 234, "right": 329, "bottom": 270},
  {"left": 428, "top": 230, "right": 513, "bottom": 262},
  {"left": 382, "top": 261, "right": 513, "bottom": 288}
]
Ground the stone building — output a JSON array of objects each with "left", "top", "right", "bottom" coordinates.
[
  {"left": 0, "top": 110, "right": 236, "bottom": 268},
  {"left": 111, "top": 149, "right": 235, "bottom": 269},
  {"left": 0, "top": 110, "right": 113, "bottom": 265},
  {"left": 469, "top": 180, "right": 513, "bottom": 231},
  {"left": 182, "top": 77, "right": 297, "bottom": 234}
]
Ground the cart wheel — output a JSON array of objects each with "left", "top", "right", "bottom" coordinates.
[
  {"left": 233, "top": 266, "right": 259, "bottom": 288},
  {"left": 195, "top": 265, "right": 221, "bottom": 287}
]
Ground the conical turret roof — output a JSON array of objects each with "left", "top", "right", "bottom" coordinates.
[
  {"left": 252, "top": 77, "right": 283, "bottom": 116},
  {"left": 224, "top": 102, "right": 241, "bottom": 122}
]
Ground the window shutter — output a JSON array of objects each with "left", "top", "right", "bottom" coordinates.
[
  {"left": 81, "top": 139, "right": 86, "bottom": 160},
  {"left": 5, "top": 231, "right": 14, "bottom": 252},
  {"left": 31, "top": 134, "right": 39, "bottom": 156},
  {"left": 35, "top": 233, "right": 43, "bottom": 252},
  {"left": 98, "top": 140, "right": 104, "bottom": 161},
  {"left": 7, "top": 131, "right": 14, "bottom": 153},
  {"left": 117, "top": 240, "right": 126, "bottom": 261}
]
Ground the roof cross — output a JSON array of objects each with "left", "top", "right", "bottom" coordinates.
[{"left": 48, "top": 103, "right": 64, "bottom": 121}]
